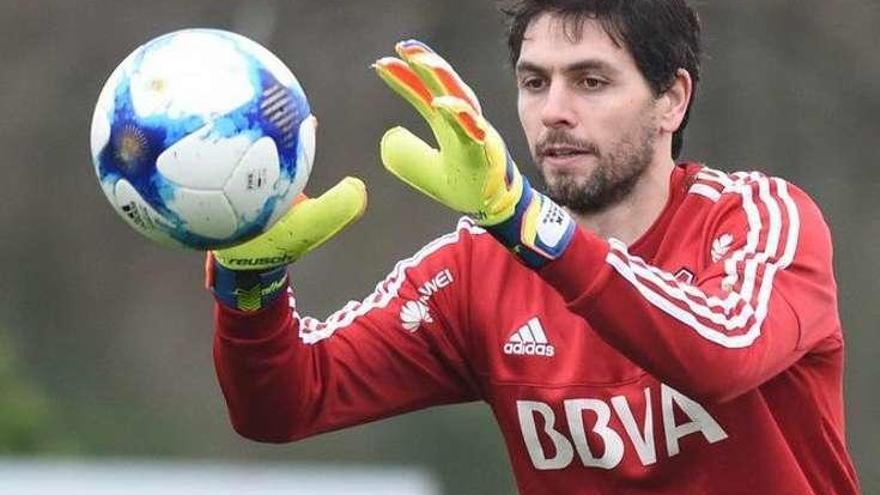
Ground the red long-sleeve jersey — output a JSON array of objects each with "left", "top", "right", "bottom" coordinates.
[{"left": 214, "top": 163, "right": 859, "bottom": 494}]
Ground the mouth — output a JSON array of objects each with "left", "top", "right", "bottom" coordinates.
[
  {"left": 540, "top": 146, "right": 590, "bottom": 159},
  {"left": 538, "top": 147, "right": 595, "bottom": 169}
]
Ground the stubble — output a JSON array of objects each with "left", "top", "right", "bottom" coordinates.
[{"left": 538, "top": 119, "right": 657, "bottom": 215}]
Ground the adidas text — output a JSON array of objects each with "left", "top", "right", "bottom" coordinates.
[
  {"left": 504, "top": 317, "right": 555, "bottom": 358},
  {"left": 504, "top": 342, "right": 555, "bottom": 357}
]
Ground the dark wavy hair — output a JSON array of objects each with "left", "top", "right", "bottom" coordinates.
[{"left": 503, "top": 0, "right": 702, "bottom": 159}]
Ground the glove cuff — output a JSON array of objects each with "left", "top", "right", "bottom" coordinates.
[
  {"left": 206, "top": 253, "right": 289, "bottom": 312},
  {"left": 485, "top": 178, "right": 577, "bottom": 270}
]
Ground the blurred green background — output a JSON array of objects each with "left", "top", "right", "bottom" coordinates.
[{"left": 0, "top": 1, "right": 877, "bottom": 493}]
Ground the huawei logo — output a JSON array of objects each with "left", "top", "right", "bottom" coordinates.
[{"left": 400, "top": 300, "right": 433, "bottom": 332}]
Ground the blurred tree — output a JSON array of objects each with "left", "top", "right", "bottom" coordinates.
[{"left": 0, "top": 328, "right": 74, "bottom": 454}]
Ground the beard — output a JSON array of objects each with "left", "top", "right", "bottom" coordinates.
[{"left": 536, "top": 122, "right": 657, "bottom": 215}]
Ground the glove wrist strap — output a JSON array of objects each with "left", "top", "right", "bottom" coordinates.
[
  {"left": 207, "top": 254, "right": 289, "bottom": 312},
  {"left": 485, "top": 179, "right": 577, "bottom": 270}
]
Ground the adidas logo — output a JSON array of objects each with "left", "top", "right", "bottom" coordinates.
[{"left": 503, "top": 317, "right": 555, "bottom": 357}]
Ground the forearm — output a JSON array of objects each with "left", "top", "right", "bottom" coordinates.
[
  {"left": 540, "top": 228, "right": 805, "bottom": 403},
  {"left": 212, "top": 227, "right": 483, "bottom": 442},
  {"left": 213, "top": 292, "right": 411, "bottom": 443},
  {"left": 214, "top": 293, "right": 312, "bottom": 442}
]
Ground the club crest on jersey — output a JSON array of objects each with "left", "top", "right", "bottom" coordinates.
[
  {"left": 711, "top": 233, "right": 734, "bottom": 262},
  {"left": 503, "top": 317, "right": 555, "bottom": 357}
]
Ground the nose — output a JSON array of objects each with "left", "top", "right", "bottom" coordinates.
[{"left": 539, "top": 81, "right": 577, "bottom": 129}]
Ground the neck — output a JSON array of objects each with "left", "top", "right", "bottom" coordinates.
[{"left": 571, "top": 156, "right": 676, "bottom": 245}]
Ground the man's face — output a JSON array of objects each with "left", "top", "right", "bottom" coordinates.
[{"left": 516, "top": 14, "right": 663, "bottom": 214}]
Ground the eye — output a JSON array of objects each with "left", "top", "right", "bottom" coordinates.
[
  {"left": 580, "top": 77, "right": 607, "bottom": 90},
  {"left": 519, "top": 76, "right": 547, "bottom": 92}
]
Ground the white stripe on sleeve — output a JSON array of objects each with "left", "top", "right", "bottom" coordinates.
[
  {"left": 605, "top": 173, "right": 800, "bottom": 349},
  {"left": 292, "top": 218, "right": 485, "bottom": 345}
]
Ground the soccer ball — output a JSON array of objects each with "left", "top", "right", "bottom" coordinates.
[{"left": 90, "top": 28, "right": 314, "bottom": 250}]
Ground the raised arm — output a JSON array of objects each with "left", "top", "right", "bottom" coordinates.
[{"left": 540, "top": 175, "right": 842, "bottom": 403}]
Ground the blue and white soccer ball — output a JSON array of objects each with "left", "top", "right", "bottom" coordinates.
[{"left": 90, "top": 28, "right": 314, "bottom": 250}]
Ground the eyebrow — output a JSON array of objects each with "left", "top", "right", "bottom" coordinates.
[{"left": 515, "top": 59, "right": 620, "bottom": 77}]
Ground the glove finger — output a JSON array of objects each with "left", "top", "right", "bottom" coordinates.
[
  {"left": 431, "top": 95, "right": 488, "bottom": 145},
  {"left": 374, "top": 56, "right": 436, "bottom": 123},
  {"left": 396, "top": 39, "right": 482, "bottom": 115},
  {"left": 432, "top": 95, "right": 520, "bottom": 223},
  {"left": 278, "top": 176, "right": 368, "bottom": 259},
  {"left": 212, "top": 178, "right": 367, "bottom": 268},
  {"left": 379, "top": 126, "right": 448, "bottom": 204}
]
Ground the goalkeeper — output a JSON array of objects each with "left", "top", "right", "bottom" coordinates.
[{"left": 207, "top": 1, "right": 859, "bottom": 493}]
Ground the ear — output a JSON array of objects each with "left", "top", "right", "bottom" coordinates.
[{"left": 660, "top": 69, "right": 693, "bottom": 133}]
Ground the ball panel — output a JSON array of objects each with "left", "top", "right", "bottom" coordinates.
[
  {"left": 249, "top": 75, "right": 309, "bottom": 187},
  {"left": 130, "top": 31, "right": 256, "bottom": 120},
  {"left": 296, "top": 114, "right": 316, "bottom": 186},
  {"left": 91, "top": 49, "right": 139, "bottom": 165},
  {"left": 156, "top": 122, "right": 252, "bottom": 190},
  {"left": 223, "top": 136, "right": 281, "bottom": 221},
  {"left": 114, "top": 179, "right": 181, "bottom": 247},
  {"left": 264, "top": 114, "right": 316, "bottom": 228},
  {"left": 165, "top": 187, "right": 239, "bottom": 240},
  {"left": 229, "top": 31, "right": 300, "bottom": 90},
  {"left": 90, "top": 102, "right": 111, "bottom": 166}
]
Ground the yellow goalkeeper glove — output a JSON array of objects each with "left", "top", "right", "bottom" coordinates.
[
  {"left": 207, "top": 177, "right": 366, "bottom": 311},
  {"left": 374, "top": 40, "right": 575, "bottom": 269}
]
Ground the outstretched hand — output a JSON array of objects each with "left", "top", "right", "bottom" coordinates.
[
  {"left": 207, "top": 175, "right": 366, "bottom": 312},
  {"left": 374, "top": 40, "right": 524, "bottom": 226},
  {"left": 375, "top": 40, "right": 576, "bottom": 269}
]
